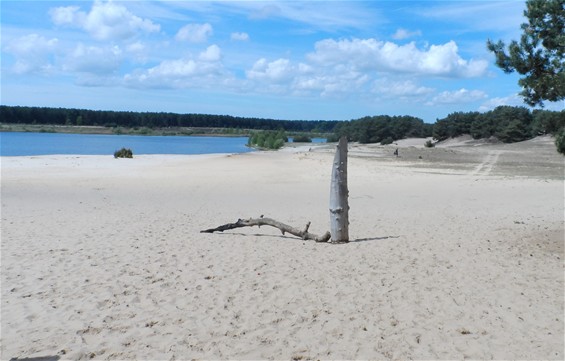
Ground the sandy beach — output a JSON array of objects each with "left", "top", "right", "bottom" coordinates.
[{"left": 1, "top": 136, "right": 563, "bottom": 360}]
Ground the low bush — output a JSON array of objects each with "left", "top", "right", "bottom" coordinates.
[
  {"left": 381, "top": 137, "right": 394, "bottom": 145},
  {"left": 248, "top": 130, "right": 287, "bottom": 150},
  {"left": 555, "top": 128, "right": 565, "bottom": 155},
  {"left": 326, "top": 134, "right": 340, "bottom": 142},
  {"left": 424, "top": 140, "right": 435, "bottom": 148},
  {"left": 114, "top": 148, "right": 133, "bottom": 158},
  {"left": 292, "top": 134, "right": 312, "bottom": 143}
]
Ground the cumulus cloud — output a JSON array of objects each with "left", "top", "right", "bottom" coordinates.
[
  {"left": 231, "top": 32, "right": 249, "bottom": 41},
  {"left": 392, "top": 28, "right": 422, "bottom": 40},
  {"left": 294, "top": 71, "right": 370, "bottom": 98},
  {"left": 373, "top": 79, "right": 434, "bottom": 98},
  {"left": 175, "top": 23, "right": 213, "bottom": 43},
  {"left": 428, "top": 88, "right": 487, "bottom": 105},
  {"left": 246, "top": 57, "right": 371, "bottom": 97},
  {"left": 308, "top": 38, "right": 488, "bottom": 78},
  {"left": 198, "top": 44, "right": 222, "bottom": 62},
  {"left": 478, "top": 94, "right": 524, "bottom": 112},
  {"left": 49, "top": 1, "right": 160, "bottom": 41},
  {"left": 124, "top": 44, "right": 228, "bottom": 88},
  {"left": 246, "top": 58, "right": 294, "bottom": 83},
  {"left": 242, "top": 37, "right": 488, "bottom": 100},
  {"left": 63, "top": 43, "right": 122, "bottom": 74},
  {"left": 4, "top": 34, "right": 59, "bottom": 74},
  {"left": 50, "top": 5, "right": 84, "bottom": 25}
]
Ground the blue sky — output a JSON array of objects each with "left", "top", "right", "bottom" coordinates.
[{"left": 1, "top": 1, "right": 563, "bottom": 122}]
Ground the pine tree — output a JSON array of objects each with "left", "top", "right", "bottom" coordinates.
[{"left": 487, "top": 0, "right": 564, "bottom": 106}]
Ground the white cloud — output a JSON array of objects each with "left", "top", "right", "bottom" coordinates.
[
  {"left": 63, "top": 43, "right": 122, "bottom": 75},
  {"left": 49, "top": 5, "right": 84, "bottom": 26},
  {"left": 478, "top": 94, "right": 524, "bottom": 112},
  {"left": 373, "top": 79, "right": 434, "bottom": 98},
  {"left": 240, "top": 2, "right": 379, "bottom": 31},
  {"left": 294, "top": 71, "right": 370, "bottom": 98},
  {"left": 249, "top": 4, "right": 282, "bottom": 20},
  {"left": 307, "top": 38, "right": 488, "bottom": 78},
  {"left": 417, "top": 2, "right": 524, "bottom": 34},
  {"left": 392, "top": 28, "right": 422, "bottom": 40},
  {"left": 4, "top": 34, "right": 59, "bottom": 74},
  {"left": 49, "top": 1, "right": 160, "bottom": 41},
  {"left": 231, "top": 32, "right": 249, "bottom": 41},
  {"left": 429, "top": 88, "right": 487, "bottom": 105},
  {"left": 175, "top": 23, "right": 213, "bottom": 43},
  {"left": 124, "top": 45, "right": 228, "bottom": 89},
  {"left": 246, "top": 58, "right": 294, "bottom": 83},
  {"left": 199, "top": 45, "right": 222, "bottom": 62},
  {"left": 246, "top": 57, "right": 370, "bottom": 98}
]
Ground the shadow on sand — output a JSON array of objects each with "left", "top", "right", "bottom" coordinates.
[
  {"left": 211, "top": 232, "right": 400, "bottom": 243},
  {"left": 10, "top": 357, "right": 60, "bottom": 361}
]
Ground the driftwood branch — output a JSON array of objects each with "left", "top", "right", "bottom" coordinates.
[{"left": 201, "top": 217, "right": 331, "bottom": 242}]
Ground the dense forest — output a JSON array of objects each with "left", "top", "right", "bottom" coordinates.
[
  {"left": 1, "top": 105, "right": 563, "bottom": 150},
  {"left": 0, "top": 105, "right": 337, "bottom": 133},
  {"left": 432, "top": 106, "right": 564, "bottom": 143},
  {"left": 329, "top": 115, "right": 433, "bottom": 143}
]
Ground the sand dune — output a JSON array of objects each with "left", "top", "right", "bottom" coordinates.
[{"left": 1, "top": 137, "right": 563, "bottom": 360}]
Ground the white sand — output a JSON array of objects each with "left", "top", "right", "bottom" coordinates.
[{"left": 1, "top": 137, "right": 564, "bottom": 360}]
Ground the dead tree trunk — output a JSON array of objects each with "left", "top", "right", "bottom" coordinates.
[
  {"left": 329, "top": 136, "right": 349, "bottom": 243},
  {"left": 201, "top": 137, "right": 350, "bottom": 244},
  {"left": 201, "top": 217, "right": 331, "bottom": 242}
]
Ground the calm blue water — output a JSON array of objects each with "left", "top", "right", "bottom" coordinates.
[{"left": 0, "top": 132, "right": 254, "bottom": 156}]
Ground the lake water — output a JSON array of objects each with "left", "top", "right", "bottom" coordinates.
[
  {"left": 0, "top": 132, "right": 327, "bottom": 156},
  {"left": 0, "top": 132, "right": 254, "bottom": 156}
]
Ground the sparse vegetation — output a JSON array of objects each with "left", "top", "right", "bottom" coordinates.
[
  {"left": 381, "top": 137, "right": 394, "bottom": 145},
  {"left": 555, "top": 128, "right": 565, "bottom": 155},
  {"left": 247, "top": 130, "right": 288, "bottom": 150},
  {"left": 114, "top": 148, "right": 133, "bottom": 158},
  {"left": 292, "top": 134, "right": 312, "bottom": 143},
  {"left": 424, "top": 140, "right": 435, "bottom": 148}
]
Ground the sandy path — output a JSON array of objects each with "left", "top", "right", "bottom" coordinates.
[{"left": 1, "top": 138, "right": 563, "bottom": 360}]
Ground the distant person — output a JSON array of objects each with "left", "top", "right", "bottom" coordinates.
[{"left": 394, "top": 148, "right": 399, "bottom": 157}]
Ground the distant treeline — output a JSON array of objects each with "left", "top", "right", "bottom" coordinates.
[
  {"left": 432, "top": 107, "right": 565, "bottom": 143},
  {"left": 330, "top": 115, "right": 433, "bottom": 144},
  {"left": 0, "top": 105, "right": 337, "bottom": 133},
  {"left": 1, "top": 105, "right": 563, "bottom": 146}
]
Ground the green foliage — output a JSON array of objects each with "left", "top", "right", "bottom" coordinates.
[
  {"left": 491, "top": 106, "right": 533, "bottom": 142},
  {"left": 114, "top": 148, "right": 133, "bottom": 158},
  {"left": 433, "top": 112, "right": 479, "bottom": 141},
  {"left": 435, "top": 107, "right": 565, "bottom": 148},
  {"left": 424, "top": 140, "right": 435, "bottom": 148},
  {"left": 248, "top": 130, "right": 287, "bottom": 150},
  {"left": 555, "top": 128, "right": 565, "bottom": 155},
  {"left": 292, "top": 134, "right": 312, "bottom": 143},
  {"left": 0, "top": 105, "right": 338, "bottom": 133},
  {"left": 487, "top": 0, "right": 565, "bottom": 106},
  {"left": 380, "top": 137, "right": 394, "bottom": 145},
  {"left": 333, "top": 115, "right": 428, "bottom": 144},
  {"left": 531, "top": 109, "right": 565, "bottom": 135},
  {"left": 326, "top": 134, "right": 340, "bottom": 142}
]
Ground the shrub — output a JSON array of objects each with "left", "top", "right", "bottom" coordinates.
[
  {"left": 326, "top": 134, "right": 340, "bottom": 142},
  {"left": 292, "top": 134, "right": 312, "bottom": 143},
  {"left": 555, "top": 128, "right": 565, "bottom": 155},
  {"left": 424, "top": 140, "right": 435, "bottom": 148},
  {"left": 380, "top": 137, "right": 394, "bottom": 145},
  {"left": 247, "top": 130, "right": 287, "bottom": 150},
  {"left": 114, "top": 148, "right": 133, "bottom": 158}
]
